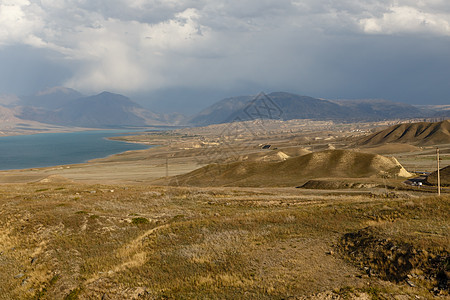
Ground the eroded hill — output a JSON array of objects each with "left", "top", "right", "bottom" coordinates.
[
  {"left": 358, "top": 120, "right": 450, "bottom": 146},
  {"left": 171, "top": 149, "right": 411, "bottom": 187}
]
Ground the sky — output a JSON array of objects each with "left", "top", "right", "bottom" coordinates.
[{"left": 0, "top": 0, "right": 449, "bottom": 114}]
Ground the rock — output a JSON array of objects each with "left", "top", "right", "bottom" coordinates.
[{"left": 406, "top": 280, "right": 416, "bottom": 287}]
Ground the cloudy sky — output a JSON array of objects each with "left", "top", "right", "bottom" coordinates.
[{"left": 0, "top": 0, "right": 449, "bottom": 113}]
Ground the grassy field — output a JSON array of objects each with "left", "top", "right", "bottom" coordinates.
[{"left": 0, "top": 183, "right": 448, "bottom": 299}]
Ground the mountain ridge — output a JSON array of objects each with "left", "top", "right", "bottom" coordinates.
[
  {"left": 14, "top": 90, "right": 167, "bottom": 128},
  {"left": 20, "top": 87, "right": 84, "bottom": 110},
  {"left": 188, "top": 92, "right": 426, "bottom": 126},
  {"left": 2, "top": 88, "right": 446, "bottom": 129}
]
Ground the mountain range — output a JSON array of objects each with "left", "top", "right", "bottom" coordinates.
[
  {"left": 16, "top": 91, "right": 164, "bottom": 128},
  {"left": 0, "top": 87, "right": 173, "bottom": 128},
  {"left": 0, "top": 88, "right": 447, "bottom": 129},
  {"left": 187, "top": 92, "right": 438, "bottom": 126}
]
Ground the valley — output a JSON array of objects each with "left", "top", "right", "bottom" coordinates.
[{"left": 0, "top": 108, "right": 448, "bottom": 299}]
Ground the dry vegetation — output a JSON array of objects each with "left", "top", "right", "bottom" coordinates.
[
  {"left": 1, "top": 119, "right": 449, "bottom": 299},
  {"left": 0, "top": 183, "right": 448, "bottom": 299}
]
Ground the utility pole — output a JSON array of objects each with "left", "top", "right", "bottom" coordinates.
[
  {"left": 437, "top": 148, "right": 440, "bottom": 196},
  {"left": 166, "top": 156, "right": 169, "bottom": 180}
]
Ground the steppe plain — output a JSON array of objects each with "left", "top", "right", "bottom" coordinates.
[{"left": 0, "top": 119, "right": 448, "bottom": 299}]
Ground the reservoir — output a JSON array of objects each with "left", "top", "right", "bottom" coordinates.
[{"left": 0, "top": 130, "right": 151, "bottom": 170}]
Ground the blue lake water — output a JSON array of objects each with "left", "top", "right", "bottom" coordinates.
[{"left": 0, "top": 130, "right": 151, "bottom": 170}]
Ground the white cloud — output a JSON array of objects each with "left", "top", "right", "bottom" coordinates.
[
  {"left": 0, "top": 1, "right": 44, "bottom": 45},
  {"left": 1, "top": 0, "right": 450, "bottom": 96},
  {"left": 62, "top": 7, "right": 212, "bottom": 92},
  {"left": 360, "top": 5, "right": 450, "bottom": 36}
]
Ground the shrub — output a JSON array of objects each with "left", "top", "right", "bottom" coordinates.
[{"left": 132, "top": 217, "right": 149, "bottom": 225}]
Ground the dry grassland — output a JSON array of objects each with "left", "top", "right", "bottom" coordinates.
[{"left": 0, "top": 183, "right": 448, "bottom": 299}]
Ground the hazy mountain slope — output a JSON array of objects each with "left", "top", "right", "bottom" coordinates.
[
  {"left": 20, "top": 87, "right": 84, "bottom": 109},
  {"left": 358, "top": 120, "right": 450, "bottom": 146},
  {"left": 265, "top": 92, "right": 348, "bottom": 120},
  {"left": 56, "top": 92, "right": 149, "bottom": 127},
  {"left": 188, "top": 95, "right": 253, "bottom": 126},
  {"left": 0, "top": 95, "right": 20, "bottom": 107},
  {"left": 0, "top": 105, "right": 19, "bottom": 123},
  {"left": 417, "top": 105, "right": 450, "bottom": 118},
  {"left": 331, "top": 99, "right": 423, "bottom": 119},
  {"left": 171, "top": 149, "right": 411, "bottom": 187},
  {"left": 16, "top": 92, "right": 165, "bottom": 128},
  {"left": 188, "top": 92, "right": 425, "bottom": 126},
  {"left": 0, "top": 105, "right": 75, "bottom": 136}
]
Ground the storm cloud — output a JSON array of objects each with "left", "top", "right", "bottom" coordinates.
[{"left": 1, "top": 0, "right": 449, "bottom": 112}]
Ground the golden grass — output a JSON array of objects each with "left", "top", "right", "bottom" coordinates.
[{"left": 0, "top": 183, "right": 448, "bottom": 299}]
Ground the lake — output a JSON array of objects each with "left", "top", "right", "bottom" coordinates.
[{"left": 0, "top": 130, "right": 151, "bottom": 170}]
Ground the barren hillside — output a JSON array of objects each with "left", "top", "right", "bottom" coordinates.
[
  {"left": 427, "top": 165, "right": 450, "bottom": 186},
  {"left": 358, "top": 120, "right": 450, "bottom": 146},
  {"left": 171, "top": 149, "right": 411, "bottom": 187}
]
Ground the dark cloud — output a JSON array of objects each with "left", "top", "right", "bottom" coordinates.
[
  {"left": 0, "top": 0, "right": 449, "bottom": 111},
  {"left": 0, "top": 45, "right": 71, "bottom": 95}
]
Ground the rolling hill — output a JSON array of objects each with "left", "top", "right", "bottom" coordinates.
[
  {"left": 357, "top": 120, "right": 450, "bottom": 146},
  {"left": 188, "top": 92, "right": 424, "bottom": 126},
  {"left": 170, "top": 149, "right": 411, "bottom": 187}
]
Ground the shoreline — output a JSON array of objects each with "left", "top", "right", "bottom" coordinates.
[{"left": 0, "top": 130, "right": 155, "bottom": 172}]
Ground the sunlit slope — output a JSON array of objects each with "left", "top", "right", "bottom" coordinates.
[
  {"left": 358, "top": 120, "right": 450, "bottom": 146},
  {"left": 172, "top": 149, "right": 411, "bottom": 187}
]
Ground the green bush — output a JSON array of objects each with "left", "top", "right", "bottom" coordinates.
[{"left": 132, "top": 217, "right": 149, "bottom": 225}]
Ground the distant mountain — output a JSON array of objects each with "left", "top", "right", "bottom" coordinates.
[
  {"left": 0, "top": 104, "right": 73, "bottom": 136},
  {"left": 188, "top": 92, "right": 425, "bottom": 126},
  {"left": 16, "top": 91, "right": 166, "bottom": 128},
  {"left": 187, "top": 95, "right": 253, "bottom": 126},
  {"left": 330, "top": 99, "right": 423, "bottom": 120},
  {"left": 19, "top": 87, "right": 84, "bottom": 110},
  {"left": 357, "top": 119, "right": 450, "bottom": 146},
  {"left": 416, "top": 105, "right": 450, "bottom": 118},
  {"left": 0, "top": 105, "right": 19, "bottom": 123}
]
